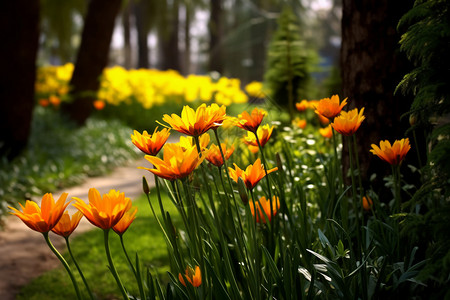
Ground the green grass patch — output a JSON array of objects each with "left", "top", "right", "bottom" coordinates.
[{"left": 17, "top": 190, "right": 178, "bottom": 300}]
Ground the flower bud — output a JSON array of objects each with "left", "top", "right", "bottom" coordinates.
[
  {"left": 142, "top": 176, "right": 150, "bottom": 195},
  {"left": 237, "top": 177, "right": 249, "bottom": 205}
]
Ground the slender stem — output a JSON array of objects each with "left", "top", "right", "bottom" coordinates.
[
  {"left": 65, "top": 237, "right": 95, "bottom": 300},
  {"left": 103, "top": 229, "right": 128, "bottom": 300},
  {"left": 392, "top": 165, "right": 402, "bottom": 213},
  {"left": 43, "top": 233, "right": 82, "bottom": 300},
  {"left": 332, "top": 128, "right": 343, "bottom": 191},
  {"left": 154, "top": 173, "right": 167, "bottom": 225},
  {"left": 248, "top": 188, "right": 261, "bottom": 300},
  {"left": 120, "top": 235, "right": 146, "bottom": 300}
]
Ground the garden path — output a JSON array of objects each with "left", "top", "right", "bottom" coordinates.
[{"left": 0, "top": 158, "right": 152, "bottom": 300}]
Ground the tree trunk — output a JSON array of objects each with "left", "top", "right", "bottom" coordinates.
[
  {"left": 0, "top": 0, "right": 39, "bottom": 160},
  {"left": 123, "top": 0, "right": 132, "bottom": 69},
  {"left": 159, "top": 0, "right": 180, "bottom": 71},
  {"left": 183, "top": 2, "right": 191, "bottom": 75},
  {"left": 341, "top": 0, "right": 415, "bottom": 194},
  {"left": 134, "top": 0, "right": 150, "bottom": 69},
  {"left": 209, "top": 0, "right": 223, "bottom": 73},
  {"left": 61, "top": 0, "right": 122, "bottom": 126}
]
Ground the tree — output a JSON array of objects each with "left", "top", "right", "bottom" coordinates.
[
  {"left": 264, "top": 6, "right": 315, "bottom": 120},
  {"left": 209, "top": 0, "right": 224, "bottom": 73},
  {"left": 0, "top": 0, "right": 40, "bottom": 160},
  {"left": 340, "top": 0, "right": 415, "bottom": 191},
  {"left": 61, "top": 0, "right": 122, "bottom": 126}
]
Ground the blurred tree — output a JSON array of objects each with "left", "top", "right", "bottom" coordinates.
[
  {"left": 61, "top": 0, "right": 122, "bottom": 126},
  {"left": 341, "top": 0, "right": 415, "bottom": 191},
  {"left": 209, "top": 0, "right": 224, "bottom": 73},
  {"left": 40, "top": 0, "right": 86, "bottom": 63},
  {"left": 264, "top": 6, "right": 316, "bottom": 120},
  {"left": 0, "top": 0, "right": 39, "bottom": 160},
  {"left": 122, "top": 1, "right": 132, "bottom": 68},
  {"left": 158, "top": 0, "right": 181, "bottom": 70}
]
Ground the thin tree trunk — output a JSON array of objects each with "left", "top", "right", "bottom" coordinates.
[
  {"left": 0, "top": 0, "right": 39, "bottom": 160},
  {"left": 123, "top": 0, "right": 132, "bottom": 69},
  {"left": 134, "top": 0, "right": 150, "bottom": 69},
  {"left": 341, "top": 0, "right": 415, "bottom": 193},
  {"left": 209, "top": 0, "right": 223, "bottom": 73},
  {"left": 61, "top": 0, "right": 122, "bottom": 126},
  {"left": 184, "top": 2, "right": 191, "bottom": 75}
]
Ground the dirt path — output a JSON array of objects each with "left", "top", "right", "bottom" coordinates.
[{"left": 0, "top": 159, "right": 152, "bottom": 300}]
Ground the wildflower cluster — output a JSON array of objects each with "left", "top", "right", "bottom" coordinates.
[{"left": 10, "top": 97, "right": 418, "bottom": 299}]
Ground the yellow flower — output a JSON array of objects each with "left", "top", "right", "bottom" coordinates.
[
  {"left": 161, "top": 103, "right": 227, "bottom": 137},
  {"left": 331, "top": 108, "right": 365, "bottom": 136},
  {"left": 178, "top": 265, "right": 202, "bottom": 287},
  {"left": 319, "top": 125, "right": 333, "bottom": 139},
  {"left": 51, "top": 211, "right": 84, "bottom": 237},
  {"left": 236, "top": 107, "right": 267, "bottom": 133},
  {"left": 178, "top": 133, "right": 210, "bottom": 151},
  {"left": 73, "top": 188, "right": 132, "bottom": 230},
  {"left": 249, "top": 196, "right": 280, "bottom": 223},
  {"left": 228, "top": 158, "right": 278, "bottom": 190},
  {"left": 206, "top": 143, "right": 234, "bottom": 167},
  {"left": 243, "top": 124, "right": 274, "bottom": 148},
  {"left": 9, "top": 193, "right": 71, "bottom": 233},
  {"left": 370, "top": 138, "right": 411, "bottom": 165},
  {"left": 113, "top": 207, "right": 138, "bottom": 235},
  {"left": 131, "top": 127, "right": 171, "bottom": 156},
  {"left": 141, "top": 143, "right": 205, "bottom": 181},
  {"left": 315, "top": 95, "right": 348, "bottom": 119}
]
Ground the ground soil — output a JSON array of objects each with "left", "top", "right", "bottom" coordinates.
[{"left": 0, "top": 159, "right": 151, "bottom": 300}]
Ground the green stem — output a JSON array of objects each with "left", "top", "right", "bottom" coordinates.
[
  {"left": 65, "top": 237, "right": 95, "bottom": 300},
  {"left": 392, "top": 165, "right": 402, "bottom": 213},
  {"left": 120, "top": 235, "right": 146, "bottom": 300},
  {"left": 103, "top": 229, "right": 128, "bottom": 300},
  {"left": 43, "top": 233, "right": 82, "bottom": 300},
  {"left": 248, "top": 188, "right": 261, "bottom": 300}
]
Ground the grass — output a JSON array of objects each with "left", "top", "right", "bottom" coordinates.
[{"left": 17, "top": 189, "right": 178, "bottom": 300}]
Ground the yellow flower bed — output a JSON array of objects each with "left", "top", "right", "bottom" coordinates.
[{"left": 35, "top": 63, "right": 265, "bottom": 107}]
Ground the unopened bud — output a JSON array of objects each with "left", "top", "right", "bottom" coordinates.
[
  {"left": 276, "top": 152, "right": 283, "bottom": 172},
  {"left": 237, "top": 177, "right": 249, "bottom": 205},
  {"left": 409, "top": 113, "right": 417, "bottom": 126},
  {"left": 142, "top": 176, "right": 150, "bottom": 195}
]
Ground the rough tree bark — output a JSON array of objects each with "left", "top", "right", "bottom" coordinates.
[
  {"left": 61, "top": 0, "right": 122, "bottom": 126},
  {"left": 341, "top": 0, "right": 415, "bottom": 194},
  {"left": 0, "top": 0, "right": 39, "bottom": 160}
]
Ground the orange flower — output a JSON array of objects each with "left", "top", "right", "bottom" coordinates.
[
  {"left": 161, "top": 104, "right": 227, "bottom": 137},
  {"left": 292, "top": 118, "right": 307, "bottom": 129},
  {"left": 141, "top": 143, "right": 205, "bottom": 181},
  {"left": 73, "top": 188, "right": 132, "bottom": 230},
  {"left": 249, "top": 196, "right": 280, "bottom": 223},
  {"left": 243, "top": 124, "right": 274, "bottom": 147},
  {"left": 9, "top": 193, "right": 71, "bottom": 233},
  {"left": 206, "top": 143, "right": 234, "bottom": 167},
  {"left": 228, "top": 158, "right": 278, "bottom": 190},
  {"left": 49, "top": 95, "right": 61, "bottom": 106},
  {"left": 317, "top": 113, "right": 330, "bottom": 125},
  {"left": 39, "top": 99, "right": 50, "bottom": 107},
  {"left": 315, "top": 95, "right": 348, "bottom": 119},
  {"left": 370, "top": 138, "right": 411, "bottom": 165},
  {"left": 236, "top": 107, "right": 266, "bottom": 133},
  {"left": 51, "top": 210, "right": 84, "bottom": 237},
  {"left": 178, "top": 265, "right": 201, "bottom": 287},
  {"left": 93, "top": 100, "right": 106, "bottom": 110},
  {"left": 295, "top": 100, "right": 309, "bottom": 112},
  {"left": 131, "top": 127, "right": 171, "bottom": 156},
  {"left": 331, "top": 108, "right": 365, "bottom": 136},
  {"left": 113, "top": 207, "right": 138, "bottom": 235},
  {"left": 319, "top": 125, "right": 333, "bottom": 139},
  {"left": 362, "top": 196, "right": 373, "bottom": 211},
  {"left": 247, "top": 144, "right": 259, "bottom": 154}
]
